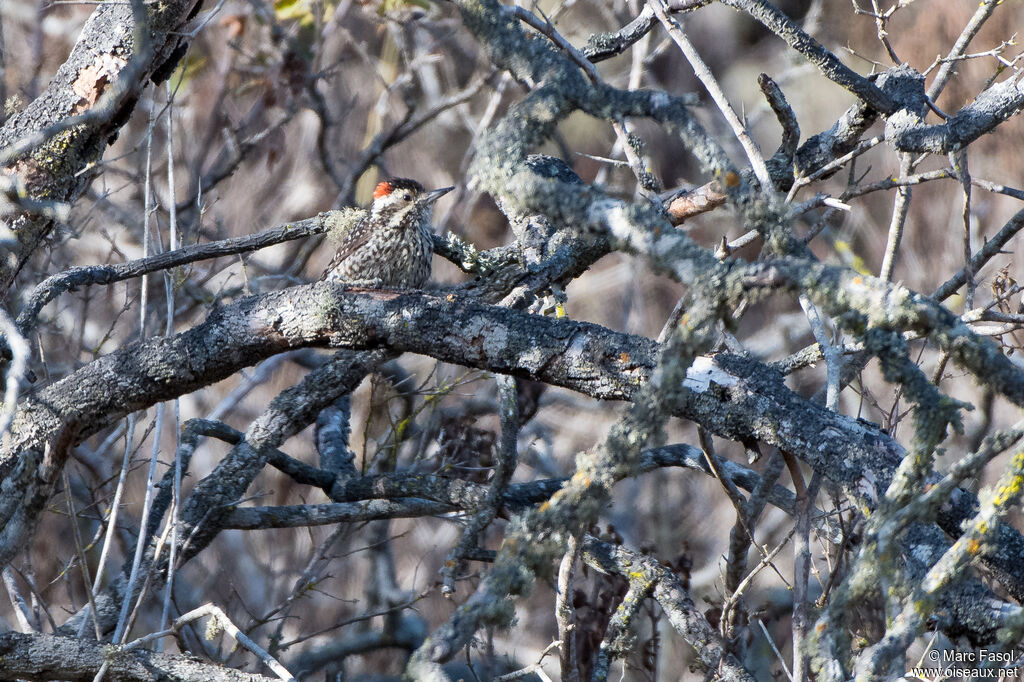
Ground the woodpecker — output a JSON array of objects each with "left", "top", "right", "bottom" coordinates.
[{"left": 321, "top": 178, "right": 454, "bottom": 287}]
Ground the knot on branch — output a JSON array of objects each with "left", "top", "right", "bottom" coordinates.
[{"left": 874, "top": 65, "right": 929, "bottom": 115}]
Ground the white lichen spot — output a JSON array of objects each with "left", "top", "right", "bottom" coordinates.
[
  {"left": 482, "top": 322, "right": 508, "bottom": 357},
  {"left": 817, "top": 426, "right": 844, "bottom": 448},
  {"left": 911, "top": 542, "right": 940, "bottom": 565},
  {"left": 682, "top": 356, "right": 738, "bottom": 393},
  {"left": 519, "top": 343, "right": 546, "bottom": 373},
  {"left": 593, "top": 200, "right": 632, "bottom": 241},
  {"left": 561, "top": 334, "right": 589, "bottom": 369}
]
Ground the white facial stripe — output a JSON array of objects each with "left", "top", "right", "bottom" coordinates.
[{"left": 373, "top": 188, "right": 416, "bottom": 212}]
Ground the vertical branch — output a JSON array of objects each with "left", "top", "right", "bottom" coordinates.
[
  {"left": 62, "top": 468, "right": 102, "bottom": 641},
  {"left": 611, "top": 119, "right": 663, "bottom": 197},
  {"left": 87, "top": 419, "right": 135, "bottom": 632},
  {"left": 0, "top": 12, "right": 6, "bottom": 128},
  {"left": 440, "top": 374, "right": 520, "bottom": 595},
  {"left": 799, "top": 296, "right": 840, "bottom": 410},
  {"left": 699, "top": 426, "right": 776, "bottom": 647},
  {"left": 163, "top": 82, "right": 179, "bottom": 337},
  {"left": 616, "top": 8, "right": 661, "bottom": 199},
  {"left": 88, "top": 87, "right": 158, "bottom": 630},
  {"left": 555, "top": 534, "right": 580, "bottom": 682},
  {"left": 592, "top": 576, "right": 655, "bottom": 682},
  {"left": 790, "top": 471, "right": 822, "bottom": 682},
  {"left": 315, "top": 395, "right": 357, "bottom": 477},
  {"left": 114, "top": 83, "right": 175, "bottom": 646},
  {"left": 0, "top": 308, "right": 28, "bottom": 440},
  {"left": 951, "top": 150, "right": 976, "bottom": 309},
  {"left": 2, "top": 567, "right": 34, "bottom": 632},
  {"left": 113, "top": 404, "right": 166, "bottom": 644},
  {"left": 878, "top": 153, "right": 913, "bottom": 282},
  {"left": 160, "top": 80, "right": 183, "bottom": 637},
  {"left": 794, "top": 287, "right": 842, "bottom": 677}
]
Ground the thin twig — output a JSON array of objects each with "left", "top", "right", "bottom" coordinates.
[
  {"left": 649, "top": 0, "right": 774, "bottom": 194},
  {"left": 878, "top": 153, "right": 913, "bottom": 282},
  {"left": 927, "top": 0, "right": 1004, "bottom": 101},
  {"left": 951, "top": 150, "right": 976, "bottom": 309},
  {"left": 16, "top": 216, "right": 325, "bottom": 335},
  {"left": 126, "top": 603, "right": 295, "bottom": 680},
  {"left": 757, "top": 618, "right": 794, "bottom": 682},
  {"left": 62, "top": 469, "right": 102, "bottom": 641},
  {"left": 791, "top": 471, "right": 822, "bottom": 682}
]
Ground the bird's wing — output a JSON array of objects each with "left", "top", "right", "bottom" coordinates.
[{"left": 321, "top": 220, "right": 374, "bottom": 280}]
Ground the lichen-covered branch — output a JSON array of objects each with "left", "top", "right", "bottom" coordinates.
[
  {"left": 581, "top": 535, "right": 753, "bottom": 682},
  {"left": 0, "top": 631, "right": 280, "bottom": 681}
]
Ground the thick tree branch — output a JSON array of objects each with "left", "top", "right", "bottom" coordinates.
[
  {"left": 887, "top": 74, "right": 1024, "bottom": 153},
  {"left": 4, "top": 280, "right": 1024, "bottom": 603},
  {"left": 0, "top": 631, "right": 279, "bottom": 682}
]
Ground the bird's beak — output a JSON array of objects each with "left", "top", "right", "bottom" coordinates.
[{"left": 421, "top": 186, "right": 455, "bottom": 205}]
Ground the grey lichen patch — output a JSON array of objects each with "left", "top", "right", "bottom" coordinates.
[
  {"left": 584, "top": 30, "right": 623, "bottom": 57},
  {"left": 253, "top": 302, "right": 285, "bottom": 338},
  {"left": 321, "top": 207, "right": 366, "bottom": 246},
  {"left": 801, "top": 264, "right": 939, "bottom": 335},
  {"left": 436, "top": 231, "right": 511, "bottom": 275},
  {"left": 910, "top": 540, "right": 942, "bottom": 566},
  {"left": 475, "top": 591, "right": 518, "bottom": 628},
  {"left": 310, "top": 283, "right": 370, "bottom": 348},
  {"left": 458, "top": 315, "right": 510, "bottom": 360},
  {"left": 862, "top": 281, "right": 918, "bottom": 330}
]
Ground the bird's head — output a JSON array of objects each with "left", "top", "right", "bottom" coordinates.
[{"left": 369, "top": 178, "right": 454, "bottom": 222}]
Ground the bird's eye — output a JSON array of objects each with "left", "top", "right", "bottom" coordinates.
[{"left": 403, "top": 192, "right": 413, "bottom": 201}]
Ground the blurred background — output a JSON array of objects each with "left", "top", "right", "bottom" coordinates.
[{"left": 2, "top": 0, "right": 1023, "bottom": 678}]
